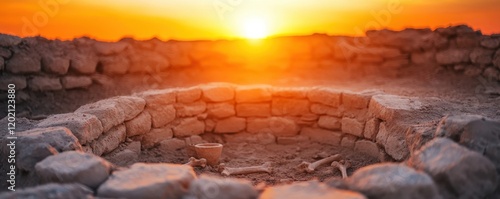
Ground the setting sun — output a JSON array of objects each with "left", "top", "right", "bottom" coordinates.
[{"left": 240, "top": 17, "right": 270, "bottom": 39}]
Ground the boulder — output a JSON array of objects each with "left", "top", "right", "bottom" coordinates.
[
  {"left": 14, "top": 127, "right": 82, "bottom": 171},
  {"left": 37, "top": 113, "right": 103, "bottom": 145},
  {"left": 28, "top": 76, "right": 62, "bottom": 91},
  {"left": 41, "top": 56, "right": 70, "bottom": 75},
  {"left": 186, "top": 175, "right": 258, "bottom": 199},
  {"left": 61, "top": 76, "right": 93, "bottom": 89},
  {"left": 97, "top": 163, "right": 196, "bottom": 199},
  {"left": 469, "top": 47, "right": 494, "bottom": 65},
  {"left": 407, "top": 138, "right": 497, "bottom": 199},
  {"left": 0, "top": 183, "right": 93, "bottom": 199},
  {"left": 260, "top": 181, "right": 366, "bottom": 199},
  {"left": 141, "top": 127, "right": 173, "bottom": 149},
  {"left": 35, "top": 151, "right": 112, "bottom": 188},
  {"left": 347, "top": 163, "right": 440, "bottom": 199},
  {"left": 207, "top": 102, "right": 236, "bottom": 118}
]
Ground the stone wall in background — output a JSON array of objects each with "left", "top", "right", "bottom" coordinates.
[{"left": 0, "top": 25, "right": 499, "bottom": 92}]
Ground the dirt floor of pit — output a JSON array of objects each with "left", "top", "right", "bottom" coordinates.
[
  {"left": 3, "top": 63, "right": 499, "bottom": 120},
  {"left": 121, "top": 141, "right": 380, "bottom": 186}
]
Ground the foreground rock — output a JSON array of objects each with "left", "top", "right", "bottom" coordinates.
[
  {"left": 407, "top": 138, "right": 497, "bottom": 199},
  {"left": 0, "top": 183, "right": 94, "bottom": 199},
  {"left": 14, "top": 127, "right": 82, "bottom": 171},
  {"left": 35, "top": 151, "right": 112, "bottom": 189},
  {"left": 186, "top": 175, "right": 258, "bottom": 199},
  {"left": 347, "top": 163, "right": 440, "bottom": 199},
  {"left": 260, "top": 181, "right": 366, "bottom": 199},
  {"left": 97, "top": 163, "right": 196, "bottom": 199}
]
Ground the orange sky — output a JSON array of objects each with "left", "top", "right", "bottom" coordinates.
[{"left": 1, "top": 0, "right": 499, "bottom": 41}]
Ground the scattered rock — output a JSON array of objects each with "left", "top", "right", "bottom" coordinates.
[
  {"left": 35, "top": 151, "right": 112, "bottom": 188},
  {"left": 61, "top": 76, "right": 93, "bottom": 89},
  {"left": 407, "top": 138, "right": 497, "bottom": 199},
  {"left": 13, "top": 127, "right": 82, "bottom": 171},
  {"left": 186, "top": 175, "right": 258, "bottom": 199},
  {"left": 97, "top": 163, "right": 196, "bottom": 199},
  {"left": 37, "top": 112, "right": 103, "bottom": 145},
  {"left": 347, "top": 163, "right": 440, "bottom": 199},
  {"left": 28, "top": 76, "right": 62, "bottom": 91},
  {"left": 260, "top": 181, "right": 366, "bottom": 199},
  {"left": 0, "top": 183, "right": 94, "bottom": 199}
]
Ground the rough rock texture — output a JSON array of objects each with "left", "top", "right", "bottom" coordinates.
[
  {"left": 201, "top": 83, "right": 235, "bottom": 102},
  {"left": 235, "top": 85, "right": 272, "bottom": 103},
  {"left": 369, "top": 95, "right": 422, "bottom": 122},
  {"left": 125, "top": 111, "right": 152, "bottom": 137},
  {"left": 347, "top": 163, "right": 441, "bottom": 199},
  {"left": 307, "top": 88, "right": 341, "bottom": 107},
  {"left": 97, "top": 163, "right": 196, "bottom": 199},
  {"left": 173, "top": 117, "right": 205, "bottom": 137},
  {"left": 61, "top": 76, "right": 93, "bottom": 89},
  {"left": 28, "top": 76, "right": 63, "bottom": 91},
  {"left": 35, "top": 151, "right": 112, "bottom": 188},
  {"left": 301, "top": 127, "right": 342, "bottom": 145},
  {"left": 214, "top": 117, "right": 246, "bottom": 133},
  {"left": 0, "top": 183, "right": 94, "bottom": 199},
  {"left": 15, "top": 127, "right": 82, "bottom": 171},
  {"left": 407, "top": 138, "right": 498, "bottom": 199},
  {"left": 207, "top": 102, "right": 235, "bottom": 118},
  {"left": 41, "top": 56, "right": 70, "bottom": 75},
  {"left": 260, "top": 181, "right": 367, "bottom": 199},
  {"left": 90, "top": 124, "right": 126, "bottom": 156},
  {"left": 0, "top": 76, "right": 27, "bottom": 91},
  {"left": 247, "top": 117, "right": 300, "bottom": 136},
  {"left": 186, "top": 175, "right": 258, "bottom": 199},
  {"left": 142, "top": 127, "right": 173, "bottom": 149},
  {"left": 37, "top": 112, "right": 103, "bottom": 145},
  {"left": 5, "top": 51, "right": 41, "bottom": 74}
]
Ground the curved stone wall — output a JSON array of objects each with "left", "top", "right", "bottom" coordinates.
[{"left": 1, "top": 25, "right": 500, "bottom": 93}]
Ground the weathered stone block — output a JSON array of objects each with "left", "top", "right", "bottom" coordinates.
[
  {"left": 363, "top": 118, "right": 380, "bottom": 140},
  {"left": 5, "top": 51, "right": 41, "bottom": 74},
  {"left": 368, "top": 94, "right": 422, "bottom": 121},
  {"left": 341, "top": 135, "right": 357, "bottom": 149},
  {"left": 201, "top": 83, "right": 235, "bottom": 102},
  {"left": 435, "top": 49, "right": 471, "bottom": 65},
  {"left": 93, "top": 41, "right": 129, "bottom": 55},
  {"left": 272, "top": 87, "right": 307, "bottom": 98},
  {"left": 247, "top": 117, "right": 300, "bottom": 137},
  {"left": 37, "top": 113, "right": 103, "bottom": 145},
  {"left": 141, "top": 127, "right": 173, "bottom": 149},
  {"left": 35, "top": 151, "right": 112, "bottom": 189},
  {"left": 174, "top": 101, "right": 206, "bottom": 117},
  {"left": 301, "top": 127, "right": 341, "bottom": 145},
  {"left": 41, "top": 56, "right": 70, "bottom": 75},
  {"left": 310, "top": 103, "right": 343, "bottom": 117},
  {"left": 0, "top": 76, "right": 27, "bottom": 90},
  {"left": 271, "top": 98, "right": 310, "bottom": 116},
  {"left": 408, "top": 138, "right": 498, "bottom": 199},
  {"left": 61, "top": 76, "right": 93, "bottom": 89},
  {"left": 173, "top": 117, "right": 205, "bottom": 137},
  {"left": 341, "top": 117, "right": 364, "bottom": 137},
  {"left": 235, "top": 85, "right": 272, "bottom": 103},
  {"left": 318, "top": 116, "right": 341, "bottom": 130},
  {"left": 28, "top": 76, "right": 62, "bottom": 91},
  {"left": 342, "top": 91, "right": 372, "bottom": 109},
  {"left": 236, "top": 103, "right": 271, "bottom": 117},
  {"left": 90, "top": 124, "right": 126, "bottom": 156},
  {"left": 307, "top": 88, "right": 341, "bottom": 107},
  {"left": 97, "top": 163, "right": 196, "bottom": 199},
  {"left": 207, "top": 102, "right": 235, "bottom": 118},
  {"left": 214, "top": 117, "right": 246, "bottom": 133},
  {"left": 125, "top": 111, "right": 152, "bottom": 137},
  {"left": 176, "top": 86, "right": 201, "bottom": 103},
  {"left": 470, "top": 47, "right": 494, "bottom": 65}
]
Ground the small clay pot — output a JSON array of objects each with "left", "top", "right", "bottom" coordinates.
[{"left": 194, "top": 143, "right": 223, "bottom": 166}]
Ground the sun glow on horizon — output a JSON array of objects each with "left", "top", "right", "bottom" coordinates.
[{"left": 239, "top": 16, "right": 270, "bottom": 39}]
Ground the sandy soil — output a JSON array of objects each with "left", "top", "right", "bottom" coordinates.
[{"left": 137, "top": 141, "right": 379, "bottom": 186}]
